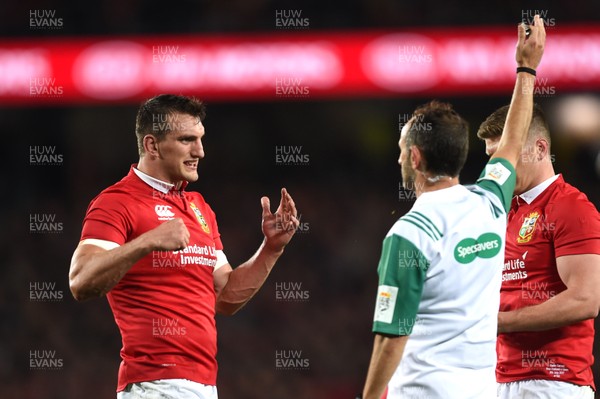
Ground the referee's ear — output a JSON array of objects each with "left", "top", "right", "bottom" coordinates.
[
  {"left": 143, "top": 134, "right": 160, "bottom": 158},
  {"left": 409, "top": 145, "right": 423, "bottom": 170}
]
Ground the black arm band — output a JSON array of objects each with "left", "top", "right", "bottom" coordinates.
[{"left": 516, "top": 66, "right": 536, "bottom": 76}]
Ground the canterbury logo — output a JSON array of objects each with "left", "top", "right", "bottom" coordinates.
[{"left": 155, "top": 205, "right": 175, "bottom": 220}]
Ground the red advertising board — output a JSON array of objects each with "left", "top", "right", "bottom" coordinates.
[{"left": 1, "top": 26, "right": 599, "bottom": 105}]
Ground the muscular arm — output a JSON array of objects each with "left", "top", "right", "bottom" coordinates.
[
  {"left": 214, "top": 188, "right": 298, "bottom": 316},
  {"left": 498, "top": 254, "right": 600, "bottom": 332},
  {"left": 213, "top": 244, "right": 284, "bottom": 315},
  {"left": 362, "top": 334, "right": 409, "bottom": 399},
  {"left": 69, "top": 240, "right": 150, "bottom": 301},
  {"left": 492, "top": 15, "right": 545, "bottom": 168},
  {"left": 69, "top": 218, "right": 190, "bottom": 301}
]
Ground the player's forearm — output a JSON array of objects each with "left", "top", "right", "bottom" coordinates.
[
  {"left": 363, "top": 334, "right": 408, "bottom": 399},
  {"left": 493, "top": 16, "right": 545, "bottom": 166},
  {"left": 215, "top": 240, "right": 283, "bottom": 315},
  {"left": 499, "top": 289, "right": 599, "bottom": 333},
  {"left": 493, "top": 73, "right": 535, "bottom": 165},
  {"left": 69, "top": 236, "right": 153, "bottom": 301}
]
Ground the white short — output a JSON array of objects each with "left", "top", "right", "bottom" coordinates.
[
  {"left": 497, "top": 379, "right": 594, "bottom": 399},
  {"left": 117, "top": 379, "right": 218, "bottom": 399}
]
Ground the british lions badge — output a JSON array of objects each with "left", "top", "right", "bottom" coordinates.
[
  {"left": 190, "top": 202, "right": 211, "bottom": 234},
  {"left": 517, "top": 211, "right": 540, "bottom": 244}
]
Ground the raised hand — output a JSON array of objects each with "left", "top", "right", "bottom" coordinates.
[
  {"left": 260, "top": 188, "right": 299, "bottom": 252},
  {"left": 516, "top": 14, "right": 546, "bottom": 69}
]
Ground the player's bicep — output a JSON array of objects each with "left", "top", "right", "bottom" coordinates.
[
  {"left": 373, "top": 234, "right": 428, "bottom": 336},
  {"left": 556, "top": 254, "right": 600, "bottom": 311},
  {"left": 69, "top": 241, "right": 114, "bottom": 282}
]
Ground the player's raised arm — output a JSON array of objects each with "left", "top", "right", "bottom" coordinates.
[{"left": 491, "top": 15, "right": 546, "bottom": 167}]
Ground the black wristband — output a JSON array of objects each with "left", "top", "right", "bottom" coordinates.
[{"left": 516, "top": 66, "right": 536, "bottom": 76}]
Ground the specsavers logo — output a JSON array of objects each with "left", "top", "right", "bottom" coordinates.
[{"left": 454, "top": 233, "right": 502, "bottom": 264}]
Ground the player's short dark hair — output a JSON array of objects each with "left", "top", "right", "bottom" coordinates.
[
  {"left": 477, "top": 103, "right": 550, "bottom": 145},
  {"left": 406, "top": 100, "right": 469, "bottom": 178},
  {"left": 135, "top": 94, "right": 206, "bottom": 156}
]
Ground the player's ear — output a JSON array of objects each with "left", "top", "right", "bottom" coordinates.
[
  {"left": 536, "top": 138, "right": 549, "bottom": 161},
  {"left": 143, "top": 134, "right": 160, "bottom": 158}
]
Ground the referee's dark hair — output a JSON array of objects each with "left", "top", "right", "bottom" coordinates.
[
  {"left": 477, "top": 103, "right": 551, "bottom": 145},
  {"left": 406, "top": 100, "right": 469, "bottom": 178},
  {"left": 135, "top": 94, "right": 206, "bottom": 156}
]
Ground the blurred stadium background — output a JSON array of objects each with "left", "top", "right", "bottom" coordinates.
[{"left": 2, "top": 1, "right": 600, "bottom": 398}]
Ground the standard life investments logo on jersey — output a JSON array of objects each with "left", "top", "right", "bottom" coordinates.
[{"left": 453, "top": 233, "right": 502, "bottom": 264}]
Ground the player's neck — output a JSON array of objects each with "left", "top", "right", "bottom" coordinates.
[
  {"left": 138, "top": 159, "right": 166, "bottom": 182},
  {"left": 521, "top": 162, "right": 556, "bottom": 194},
  {"left": 137, "top": 158, "right": 184, "bottom": 189}
]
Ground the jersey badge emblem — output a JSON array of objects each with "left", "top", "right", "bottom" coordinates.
[
  {"left": 517, "top": 211, "right": 540, "bottom": 244},
  {"left": 190, "top": 202, "right": 211, "bottom": 234},
  {"left": 481, "top": 162, "right": 511, "bottom": 185},
  {"left": 374, "top": 285, "right": 398, "bottom": 324}
]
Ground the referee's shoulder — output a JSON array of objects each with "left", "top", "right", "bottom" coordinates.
[{"left": 395, "top": 207, "right": 443, "bottom": 242}]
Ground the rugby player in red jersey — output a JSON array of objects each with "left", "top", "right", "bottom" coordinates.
[
  {"left": 68, "top": 94, "right": 299, "bottom": 399},
  {"left": 478, "top": 102, "right": 600, "bottom": 398}
]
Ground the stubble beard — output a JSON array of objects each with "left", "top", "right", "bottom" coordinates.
[{"left": 401, "top": 160, "right": 417, "bottom": 191}]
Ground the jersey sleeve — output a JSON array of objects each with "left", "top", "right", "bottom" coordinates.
[
  {"left": 476, "top": 157, "right": 516, "bottom": 212},
  {"left": 372, "top": 233, "right": 429, "bottom": 336},
  {"left": 81, "top": 193, "right": 132, "bottom": 245},
  {"left": 204, "top": 202, "right": 223, "bottom": 251},
  {"left": 550, "top": 193, "right": 600, "bottom": 257}
]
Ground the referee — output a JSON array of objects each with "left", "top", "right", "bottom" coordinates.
[{"left": 361, "top": 16, "right": 546, "bottom": 399}]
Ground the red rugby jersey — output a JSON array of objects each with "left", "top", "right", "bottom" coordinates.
[
  {"left": 80, "top": 165, "right": 224, "bottom": 391},
  {"left": 497, "top": 174, "right": 600, "bottom": 388}
]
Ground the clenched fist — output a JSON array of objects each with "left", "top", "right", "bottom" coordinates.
[{"left": 145, "top": 218, "right": 190, "bottom": 251}]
